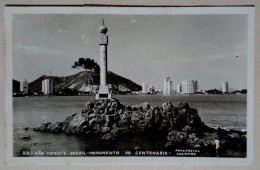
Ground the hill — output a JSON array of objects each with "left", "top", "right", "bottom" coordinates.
[
  {"left": 27, "top": 71, "right": 141, "bottom": 93},
  {"left": 28, "top": 75, "right": 63, "bottom": 93},
  {"left": 13, "top": 79, "right": 20, "bottom": 93}
]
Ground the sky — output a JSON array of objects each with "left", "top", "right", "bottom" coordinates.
[{"left": 12, "top": 14, "right": 248, "bottom": 90}]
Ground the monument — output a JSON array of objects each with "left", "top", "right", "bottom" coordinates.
[{"left": 96, "top": 19, "right": 112, "bottom": 100}]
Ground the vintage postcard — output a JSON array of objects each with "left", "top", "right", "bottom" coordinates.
[{"left": 4, "top": 6, "right": 254, "bottom": 165}]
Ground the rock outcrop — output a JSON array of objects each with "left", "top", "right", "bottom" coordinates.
[
  {"left": 35, "top": 99, "right": 206, "bottom": 137},
  {"left": 34, "top": 98, "right": 246, "bottom": 156}
]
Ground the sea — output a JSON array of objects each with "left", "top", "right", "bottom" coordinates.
[{"left": 13, "top": 94, "right": 247, "bottom": 157}]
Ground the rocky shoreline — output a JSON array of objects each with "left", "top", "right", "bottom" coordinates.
[{"left": 34, "top": 98, "right": 246, "bottom": 157}]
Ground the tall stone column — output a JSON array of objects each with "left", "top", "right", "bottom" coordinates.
[
  {"left": 100, "top": 45, "right": 107, "bottom": 86},
  {"left": 96, "top": 19, "right": 112, "bottom": 100}
]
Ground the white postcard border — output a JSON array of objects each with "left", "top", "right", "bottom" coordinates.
[{"left": 4, "top": 6, "right": 255, "bottom": 165}]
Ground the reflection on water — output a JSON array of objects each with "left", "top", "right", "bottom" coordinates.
[{"left": 13, "top": 94, "right": 246, "bottom": 157}]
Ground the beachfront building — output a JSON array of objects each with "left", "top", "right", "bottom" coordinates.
[
  {"left": 42, "top": 79, "right": 53, "bottom": 95},
  {"left": 176, "top": 83, "right": 182, "bottom": 94},
  {"left": 21, "top": 79, "right": 28, "bottom": 94},
  {"left": 142, "top": 82, "right": 148, "bottom": 94},
  {"left": 222, "top": 81, "right": 229, "bottom": 94},
  {"left": 194, "top": 80, "right": 198, "bottom": 92},
  {"left": 181, "top": 79, "right": 198, "bottom": 94},
  {"left": 163, "top": 77, "right": 173, "bottom": 95}
]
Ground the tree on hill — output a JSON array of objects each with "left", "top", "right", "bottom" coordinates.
[{"left": 72, "top": 58, "right": 100, "bottom": 72}]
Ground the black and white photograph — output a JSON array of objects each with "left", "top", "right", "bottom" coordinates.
[{"left": 4, "top": 6, "right": 254, "bottom": 165}]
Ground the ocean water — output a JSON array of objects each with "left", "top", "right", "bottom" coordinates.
[{"left": 13, "top": 94, "right": 246, "bottom": 157}]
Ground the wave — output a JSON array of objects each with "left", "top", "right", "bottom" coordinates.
[{"left": 206, "top": 124, "right": 247, "bottom": 132}]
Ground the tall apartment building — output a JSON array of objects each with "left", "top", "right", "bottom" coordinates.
[
  {"left": 142, "top": 82, "right": 148, "bottom": 94},
  {"left": 222, "top": 81, "right": 229, "bottom": 93},
  {"left": 21, "top": 79, "right": 28, "bottom": 94},
  {"left": 163, "top": 77, "right": 173, "bottom": 95},
  {"left": 42, "top": 79, "right": 53, "bottom": 95},
  {"left": 181, "top": 79, "right": 198, "bottom": 94}
]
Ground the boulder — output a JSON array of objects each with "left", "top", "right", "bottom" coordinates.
[
  {"left": 167, "top": 130, "right": 187, "bottom": 142},
  {"left": 89, "top": 118, "right": 96, "bottom": 127},
  {"left": 228, "top": 133, "right": 240, "bottom": 139},
  {"left": 101, "top": 132, "right": 116, "bottom": 141},
  {"left": 162, "top": 102, "right": 173, "bottom": 112},
  {"left": 142, "top": 102, "right": 150, "bottom": 111},
  {"left": 178, "top": 102, "right": 189, "bottom": 109},
  {"left": 165, "top": 141, "right": 173, "bottom": 148},
  {"left": 182, "top": 126, "right": 191, "bottom": 132},
  {"left": 105, "top": 115, "right": 115, "bottom": 127},
  {"left": 134, "top": 146, "right": 141, "bottom": 151},
  {"left": 37, "top": 122, "right": 51, "bottom": 131},
  {"left": 101, "top": 126, "right": 111, "bottom": 133}
]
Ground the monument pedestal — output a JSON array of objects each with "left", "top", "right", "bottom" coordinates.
[{"left": 95, "top": 85, "right": 112, "bottom": 100}]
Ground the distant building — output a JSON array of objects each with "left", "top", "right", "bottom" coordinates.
[
  {"left": 222, "top": 81, "right": 229, "bottom": 93},
  {"left": 92, "top": 85, "right": 99, "bottom": 94},
  {"left": 148, "top": 85, "right": 155, "bottom": 93},
  {"left": 78, "top": 84, "right": 99, "bottom": 94},
  {"left": 181, "top": 79, "right": 198, "bottom": 94},
  {"left": 21, "top": 79, "right": 28, "bottom": 94},
  {"left": 142, "top": 82, "right": 148, "bottom": 94},
  {"left": 118, "top": 85, "right": 131, "bottom": 92},
  {"left": 42, "top": 79, "right": 53, "bottom": 95},
  {"left": 163, "top": 77, "right": 173, "bottom": 95},
  {"left": 85, "top": 85, "right": 93, "bottom": 92},
  {"left": 194, "top": 80, "right": 198, "bottom": 93},
  {"left": 176, "top": 83, "right": 182, "bottom": 94}
]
